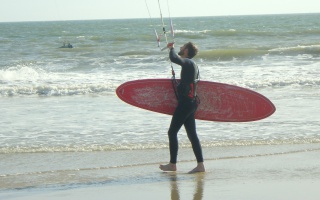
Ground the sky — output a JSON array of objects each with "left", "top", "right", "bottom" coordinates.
[{"left": 0, "top": 0, "right": 320, "bottom": 22}]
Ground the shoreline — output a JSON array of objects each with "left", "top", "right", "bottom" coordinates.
[{"left": 1, "top": 145, "right": 320, "bottom": 200}]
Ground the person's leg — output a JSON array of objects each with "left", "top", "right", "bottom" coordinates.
[
  {"left": 160, "top": 101, "right": 193, "bottom": 171},
  {"left": 168, "top": 105, "right": 185, "bottom": 159},
  {"left": 159, "top": 112, "right": 183, "bottom": 171},
  {"left": 184, "top": 104, "right": 205, "bottom": 173},
  {"left": 184, "top": 112, "right": 203, "bottom": 163}
]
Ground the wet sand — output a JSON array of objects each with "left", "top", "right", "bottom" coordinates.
[{"left": 1, "top": 146, "right": 320, "bottom": 200}]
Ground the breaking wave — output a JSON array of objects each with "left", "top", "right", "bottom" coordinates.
[
  {"left": 198, "top": 44, "right": 320, "bottom": 61},
  {"left": 1, "top": 137, "right": 319, "bottom": 153},
  {"left": 0, "top": 66, "right": 117, "bottom": 96}
]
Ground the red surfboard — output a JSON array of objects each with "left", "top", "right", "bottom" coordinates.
[{"left": 116, "top": 79, "right": 276, "bottom": 122}]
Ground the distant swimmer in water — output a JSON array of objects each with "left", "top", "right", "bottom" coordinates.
[{"left": 59, "top": 42, "right": 73, "bottom": 48}]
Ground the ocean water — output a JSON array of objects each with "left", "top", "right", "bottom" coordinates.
[{"left": 1, "top": 13, "right": 320, "bottom": 189}]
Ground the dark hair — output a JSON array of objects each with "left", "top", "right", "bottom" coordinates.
[{"left": 185, "top": 42, "right": 198, "bottom": 58}]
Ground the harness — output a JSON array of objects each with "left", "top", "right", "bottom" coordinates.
[
  {"left": 190, "top": 67, "right": 200, "bottom": 100},
  {"left": 171, "top": 63, "right": 200, "bottom": 103}
]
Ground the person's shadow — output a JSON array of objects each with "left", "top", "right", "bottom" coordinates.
[{"left": 167, "top": 173, "right": 205, "bottom": 200}]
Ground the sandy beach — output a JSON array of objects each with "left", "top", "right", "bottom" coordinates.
[{"left": 1, "top": 144, "right": 320, "bottom": 200}]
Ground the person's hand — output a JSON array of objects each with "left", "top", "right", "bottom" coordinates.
[{"left": 167, "top": 42, "right": 174, "bottom": 49}]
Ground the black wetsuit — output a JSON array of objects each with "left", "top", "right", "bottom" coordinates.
[{"left": 168, "top": 48, "right": 203, "bottom": 164}]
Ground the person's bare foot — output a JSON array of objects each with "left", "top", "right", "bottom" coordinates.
[
  {"left": 159, "top": 163, "right": 177, "bottom": 172},
  {"left": 188, "top": 162, "right": 205, "bottom": 174}
]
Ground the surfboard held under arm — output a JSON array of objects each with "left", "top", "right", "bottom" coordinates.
[{"left": 116, "top": 79, "right": 276, "bottom": 122}]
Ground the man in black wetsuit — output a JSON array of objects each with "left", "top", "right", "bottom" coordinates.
[{"left": 159, "top": 42, "right": 205, "bottom": 173}]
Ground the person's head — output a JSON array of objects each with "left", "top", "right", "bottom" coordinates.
[{"left": 178, "top": 42, "right": 198, "bottom": 58}]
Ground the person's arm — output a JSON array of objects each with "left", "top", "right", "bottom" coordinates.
[
  {"left": 170, "top": 48, "right": 184, "bottom": 65},
  {"left": 167, "top": 43, "right": 185, "bottom": 66}
]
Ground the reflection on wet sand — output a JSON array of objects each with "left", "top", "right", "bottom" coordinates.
[{"left": 166, "top": 173, "right": 205, "bottom": 200}]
